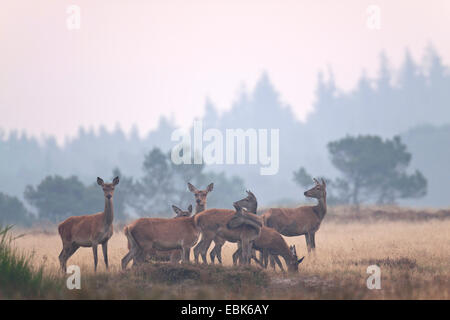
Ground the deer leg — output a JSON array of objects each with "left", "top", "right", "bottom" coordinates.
[
  {"left": 305, "top": 233, "right": 312, "bottom": 253},
  {"left": 241, "top": 240, "right": 251, "bottom": 265},
  {"left": 310, "top": 232, "right": 316, "bottom": 250},
  {"left": 274, "top": 255, "right": 284, "bottom": 272},
  {"left": 213, "top": 237, "right": 225, "bottom": 264},
  {"left": 121, "top": 251, "right": 133, "bottom": 270},
  {"left": 121, "top": 242, "right": 142, "bottom": 270},
  {"left": 269, "top": 255, "right": 276, "bottom": 270},
  {"left": 92, "top": 245, "right": 98, "bottom": 272},
  {"left": 193, "top": 238, "right": 205, "bottom": 264},
  {"left": 59, "top": 246, "right": 70, "bottom": 273},
  {"left": 232, "top": 247, "right": 241, "bottom": 266},
  {"left": 261, "top": 251, "right": 268, "bottom": 268},
  {"left": 181, "top": 246, "right": 188, "bottom": 263},
  {"left": 60, "top": 243, "right": 79, "bottom": 273},
  {"left": 200, "top": 238, "right": 213, "bottom": 264},
  {"left": 251, "top": 249, "right": 263, "bottom": 267},
  {"left": 101, "top": 241, "right": 109, "bottom": 270},
  {"left": 209, "top": 247, "right": 216, "bottom": 264}
]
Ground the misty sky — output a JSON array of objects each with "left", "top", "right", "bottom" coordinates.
[{"left": 1, "top": 0, "right": 450, "bottom": 144}]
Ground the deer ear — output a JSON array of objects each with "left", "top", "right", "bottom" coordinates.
[
  {"left": 97, "top": 177, "right": 104, "bottom": 186},
  {"left": 298, "top": 256, "right": 305, "bottom": 264},
  {"left": 321, "top": 178, "right": 326, "bottom": 188},
  {"left": 172, "top": 205, "right": 181, "bottom": 215},
  {"left": 188, "top": 204, "right": 193, "bottom": 213},
  {"left": 313, "top": 178, "right": 319, "bottom": 185},
  {"left": 187, "top": 182, "right": 197, "bottom": 193},
  {"left": 113, "top": 176, "right": 120, "bottom": 185},
  {"left": 206, "top": 183, "right": 214, "bottom": 192}
]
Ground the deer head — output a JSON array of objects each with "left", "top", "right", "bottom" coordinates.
[
  {"left": 227, "top": 192, "right": 261, "bottom": 230},
  {"left": 97, "top": 176, "right": 119, "bottom": 200},
  {"left": 304, "top": 178, "right": 326, "bottom": 200},
  {"left": 287, "top": 245, "right": 305, "bottom": 273},
  {"left": 232, "top": 190, "right": 258, "bottom": 214},
  {"left": 188, "top": 182, "right": 213, "bottom": 211},
  {"left": 172, "top": 204, "right": 193, "bottom": 218}
]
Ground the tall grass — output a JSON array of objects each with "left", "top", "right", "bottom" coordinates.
[{"left": 0, "top": 225, "right": 61, "bottom": 298}]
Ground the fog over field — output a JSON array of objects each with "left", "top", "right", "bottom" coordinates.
[{"left": 1, "top": 1, "right": 450, "bottom": 302}]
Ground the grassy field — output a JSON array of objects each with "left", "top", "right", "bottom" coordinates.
[{"left": 5, "top": 208, "right": 450, "bottom": 299}]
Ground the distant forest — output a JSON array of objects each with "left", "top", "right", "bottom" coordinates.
[{"left": 1, "top": 46, "right": 450, "bottom": 215}]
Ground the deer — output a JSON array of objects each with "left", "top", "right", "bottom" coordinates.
[
  {"left": 121, "top": 204, "right": 199, "bottom": 269},
  {"left": 193, "top": 191, "right": 262, "bottom": 265},
  {"left": 227, "top": 200, "right": 263, "bottom": 265},
  {"left": 143, "top": 204, "right": 193, "bottom": 264},
  {"left": 58, "top": 176, "right": 119, "bottom": 272},
  {"left": 262, "top": 178, "right": 327, "bottom": 253},
  {"left": 227, "top": 199, "right": 305, "bottom": 272},
  {"left": 232, "top": 233, "right": 304, "bottom": 273},
  {"left": 187, "top": 182, "right": 226, "bottom": 264}
]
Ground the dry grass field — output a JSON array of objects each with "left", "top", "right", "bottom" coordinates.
[{"left": 7, "top": 207, "right": 450, "bottom": 300}]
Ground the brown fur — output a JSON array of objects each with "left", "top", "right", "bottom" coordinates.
[
  {"left": 187, "top": 182, "right": 227, "bottom": 264},
  {"left": 232, "top": 226, "right": 304, "bottom": 272},
  {"left": 58, "top": 176, "right": 119, "bottom": 272},
  {"left": 141, "top": 205, "right": 193, "bottom": 264},
  {"left": 121, "top": 214, "right": 200, "bottom": 270},
  {"left": 263, "top": 178, "right": 327, "bottom": 252},
  {"left": 193, "top": 207, "right": 262, "bottom": 265}
]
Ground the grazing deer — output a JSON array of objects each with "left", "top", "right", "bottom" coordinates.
[
  {"left": 58, "top": 176, "right": 119, "bottom": 272},
  {"left": 227, "top": 198, "right": 305, "bottom": 272},
  {"left": 121, "top": 204, "right": 199, "bottom": 269},
  {"left": 262, "top": 178, "right": 327, "bottom": 252},
  {"left": 232, "top": 231, "right": 304, "bottom": 273},
  {"left": 193, "top": 191, "right": 262, "bottom": 265}
]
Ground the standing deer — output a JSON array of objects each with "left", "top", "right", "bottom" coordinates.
[
  {"left": 188, "top": 182, "right": 227, "bottom": 264},
  {"left": 227, "top": 201, "right": 263, "bottom": 265},
  {"left": 262, "top": 178, "right": 327, "bottom": 252},
  {"left": 58, "top": 176, "right": 119, "bottom": 272},
  {"left": 121, "top": 204, "right": 199, "bottom": 269},
  {"left": 193, "top": 191, "right": 262, "bottom": 265},
  {"left": 144, "top": 204, "right": 193, "bottom": 264}
]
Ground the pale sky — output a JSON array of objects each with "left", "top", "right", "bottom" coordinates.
[{"left": 1, "top": 0, "right": 450, "bottom": 144}]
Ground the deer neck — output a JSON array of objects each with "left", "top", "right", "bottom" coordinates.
[
  {"left": 195, "top": 203, "right": 206, "bottom": 214},
  {"left": 103, "top": 197, "right": 114, "bottom": 226},
  {"left": 313, "top": 196, "right": 327, "bottom": 220}
]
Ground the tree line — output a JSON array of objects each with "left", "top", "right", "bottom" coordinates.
[{"left": 0, "top": 134, "right": 427, "bottom": 226}]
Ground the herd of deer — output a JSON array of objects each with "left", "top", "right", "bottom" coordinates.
[{"left": 58, "top": 176, "right": 327, "bottom": 274}]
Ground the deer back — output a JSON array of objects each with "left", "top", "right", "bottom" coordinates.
[{"left": 263, "top": 206, "right": 322, "bottom": 236}]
